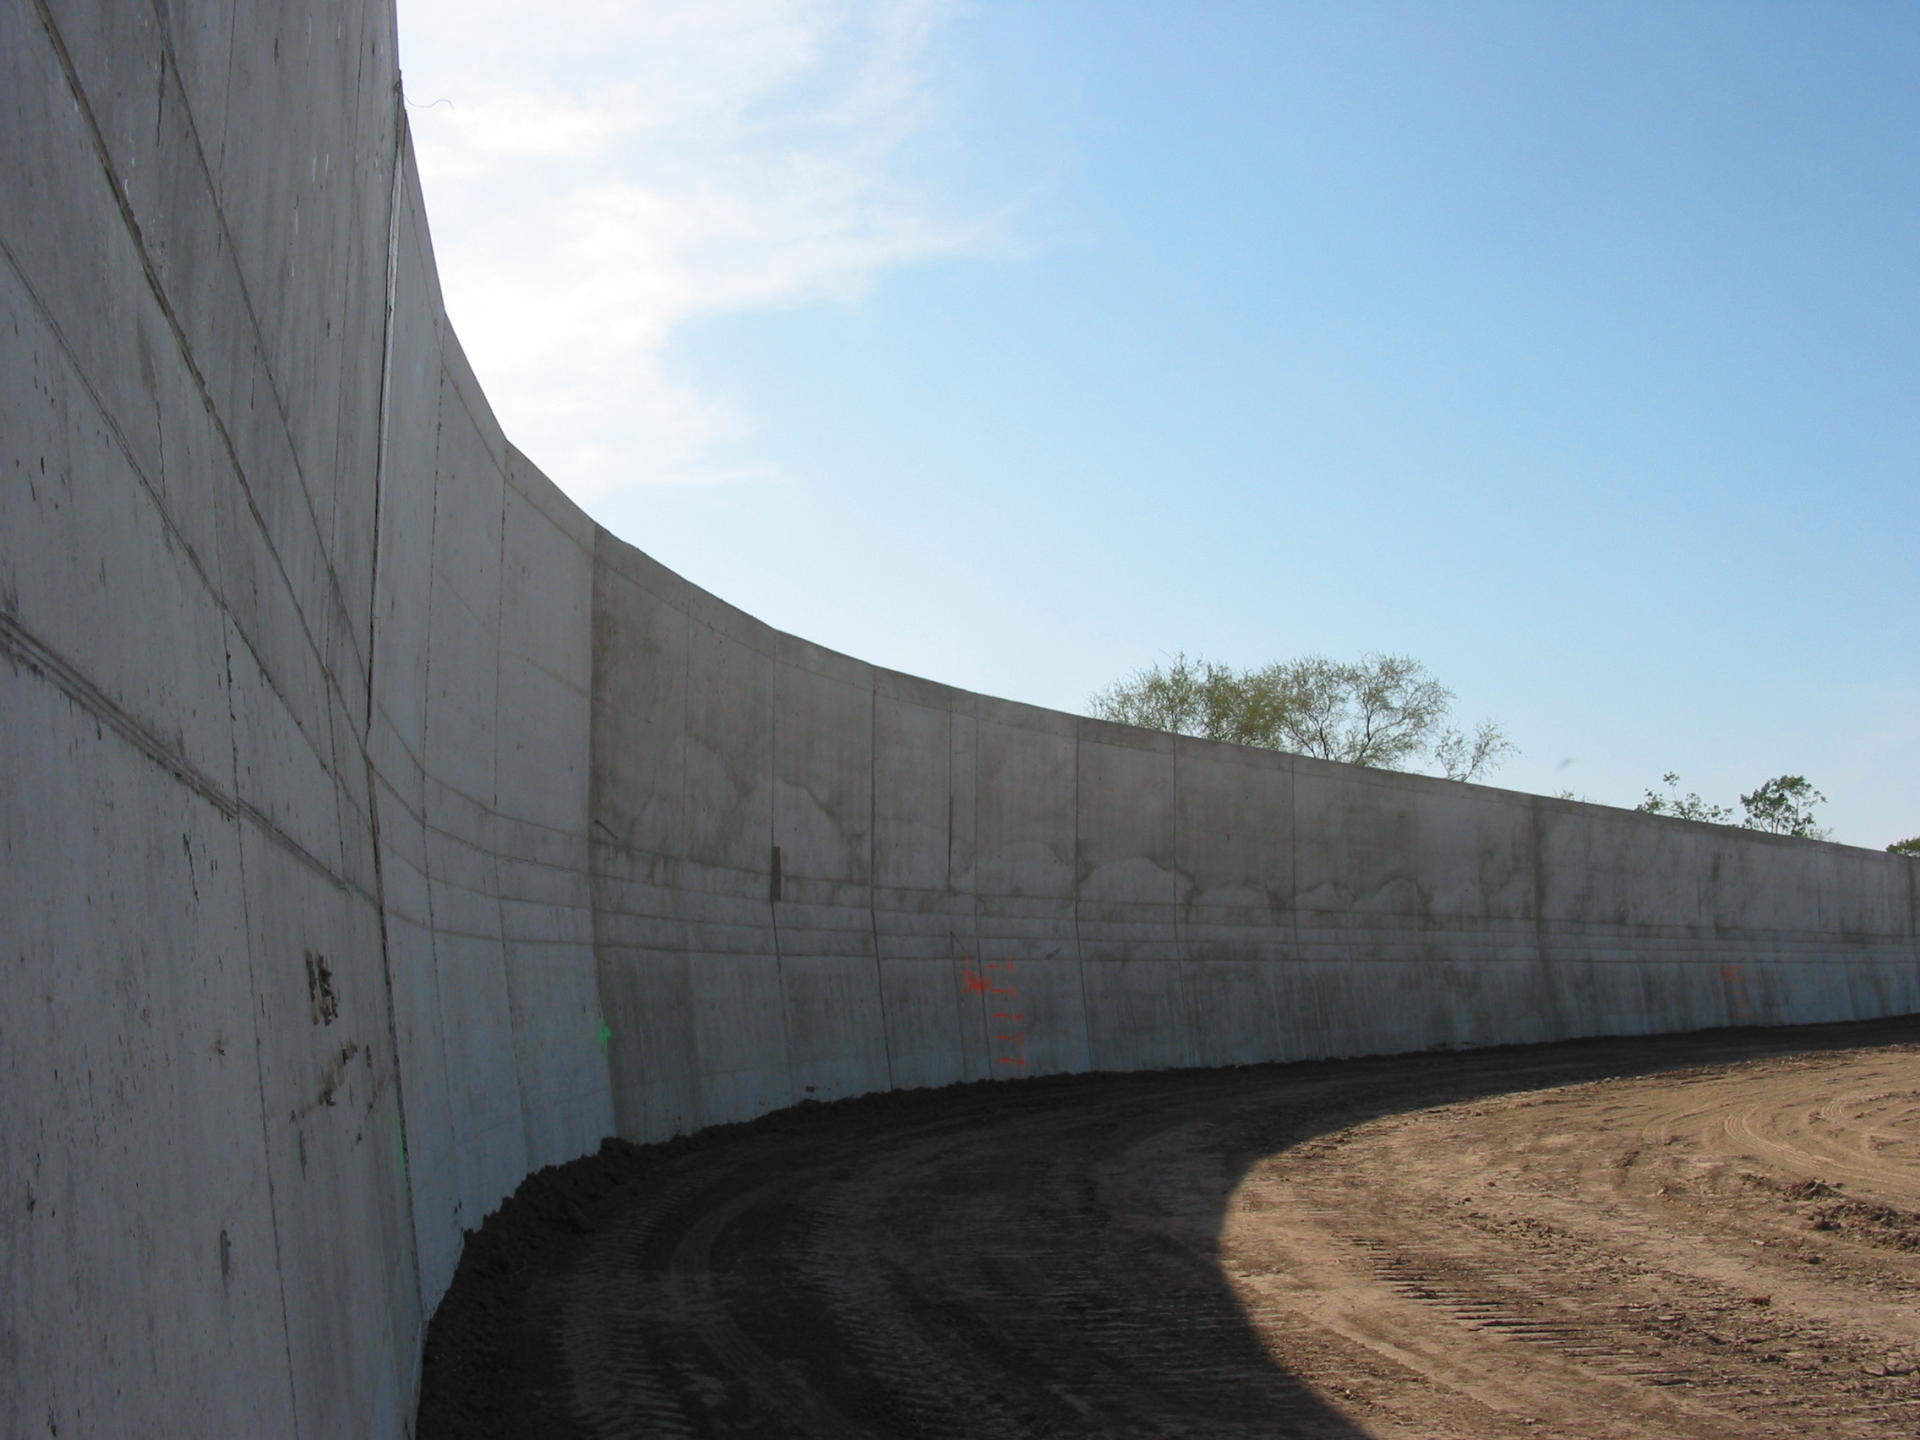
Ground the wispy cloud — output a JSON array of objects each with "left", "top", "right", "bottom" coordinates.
[{"left": 398, "top": 0, "right": 997, "bottom": 493}]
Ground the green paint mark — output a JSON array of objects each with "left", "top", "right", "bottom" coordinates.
[{"left": 597, "top": 1020, "right": 612, "bottom": 1054}]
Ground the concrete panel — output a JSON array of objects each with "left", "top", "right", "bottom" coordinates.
[
  {"left": 1536, "top": 802, "right": 1714, "bottom": 931},
  {"left": 1076, "top": 723, "right": 1178, "bottom": 903},
  {"left": 0, "top": 668, "right": 294, "bottom": 1439},
  {"left": 596, "top": 947, "right": 699, "bottom": 1142},
  {"left": 236, "top": 827, "right": 418, "bottom": 1437},
  {"left": 1294, "top": 762, "right": 1537, "bottom": 924},
  {"left": 368, "top": 183, "right": 448, "bottom": 775},
  {"left": 1173, "top": 736, "right": 1293, "bottom": 931},
  {"left": 493, "top": 486, "right": 591, "bottom": 831},
  {"left": 947, "top": 702, "right": 981, "bottom": 898},
  {"left": 1083, "top": 959, "right": 1196, "bottom": 1072},
  {"left": 422, "top": 401, "right": 504, "bottom": 808},
  {"left": 0, "top": 3, "right": 165, "bottom": 486},
  {"left": 975, "top": 703, "right": 1076, "bottom": 902},
  {"left": 1183, "top": 959, "right": 1288, "bottom": 1067},
  {"left": 684, "top": 616, "right": 776, "bottom": 874},
  {"left": 591, "top": 542, "right": 691, "bottom": 859},
  {"left": 1076, "top": 726, "right": 1179, "bottom": 966},
  {"left": 978, "top": 956, "right": 1092, "bottom": 1077},
  {"left": 684, "top": 949, "right": 790, "bottom": 1118},
  {"left": 780, "top": 954, "right": 893, "bottom": 1101},
  {"left": 1263, "top": 960, "right": 1336, "bottom": 1061},
  {"left": 433, "top": 923, "right": 528, "bottom": 1228},
  {"left": 501, "top": 917, "right": 606, "bottom": 1168},
  {"left": 229, "top": 617, "right": 347, "bottom": 871},
  {"left": 0, "top": 272, "right": 235, "bottom": 791},
  {"left": 874, "top": 885, "right": 978, "bottom": 960},
  {"left": 874, "top": 692, "right": 958, "bottom": 893},
  {"left": 877, "top": 958, "right": 971, "bottom": 1090},
  {"left": 494, "top": 464, "right": 607, "bottom": 1167},
  {"left": 383, "top": 890, "right": 462, "bottom": 1305},
  {"left": 1311, "top": 959, "right": 1467, "bottom": 1059},
  {"left": 772, "top": 659, "right": 873, "bottom": 886}
]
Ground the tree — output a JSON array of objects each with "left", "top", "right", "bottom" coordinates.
[
  {"left": 1635, "top": 773, "right": 1733, "bottom": 824},
  {"left": 1432, "top": 720, "right": 1521, "bottom": 783},
  {"left": 1087, "top": 652, "right": 1517, "bottom": 781},
  {"left": 1738, "top": 776, "right": 1829, "bottom": 839},
  {"left": 1889, "top": 837, "right": 1920, "bottom": 856},
  {"left": 1085, "top": 652, "right": 1248, "bottom": 742},
  {"left": 1635, "top": 772, "right": 1831, "bottom": 841}
]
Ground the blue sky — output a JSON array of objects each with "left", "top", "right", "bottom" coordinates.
[{"left": 399, "top": 1, "right": 1917, "bottom": 849}]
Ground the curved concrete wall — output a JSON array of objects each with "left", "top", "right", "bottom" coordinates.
[{"left": 3, "top": 2, "right": 1914, "bottom": 1435}]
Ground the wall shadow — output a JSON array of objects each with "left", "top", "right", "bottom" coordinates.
[{"left": 417, "top": 1014, "right": 1920, "bottom": 1438}]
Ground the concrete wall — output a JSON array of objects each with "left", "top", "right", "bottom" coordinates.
[
  {"left": 2, "top": 1, "right": 1914, "bottom": 1435},
  {"left": 584, "top": 574, "right": 1918, "bottom": 1129}
]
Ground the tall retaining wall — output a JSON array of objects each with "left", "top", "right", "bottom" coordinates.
[{"left": 3, "top": 2, "right": 1914, "bottom": 1436}]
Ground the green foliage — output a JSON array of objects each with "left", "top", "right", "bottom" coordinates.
[
  {"left": 1738, "top": 775, "right": 1829, "bottom": 839},
  {"left": 1431, "top": 719, "right": 1519, "bottom": 783},
  {"left": 1889, "top": 836, "right": 1920, "bottom": 856},
  {"left": 1634, "top": 773, "right": 1733, "bottom": 824},
  {"left": 1636, "top": 772, "right": 1831, "bottom": 841},
  {"left": 1087, "top": 652, "right": 1516, "bottom": 781},
  {"left": 1085, "top": 652, "right": 1247, "bottom": 742}
]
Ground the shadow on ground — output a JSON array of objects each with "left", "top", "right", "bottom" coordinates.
[{"left": 417, "top": 1015, "right": 1920, "bottom": 1439}]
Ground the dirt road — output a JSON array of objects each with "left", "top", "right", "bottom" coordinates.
[{"left": 418, "top": 1017, "right": 1920, "bottom": 1438}]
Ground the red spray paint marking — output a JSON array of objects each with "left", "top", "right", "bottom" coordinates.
[
  {"left": 991, "top": 959, "right": 1027, "bottom": 1066},
  {"left": 1720, "top": 964, "right": 1754, "bottom": 1023},
  {"left": 961, "top": 955, "right": 1029, "bottom": 1066}
]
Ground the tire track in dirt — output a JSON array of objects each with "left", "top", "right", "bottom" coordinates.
[
  {"left": 418, "top": 1016, "right": 1920, "bottom": 1439},
  {"left": 557, "top": 1074, "right": 1367, "bottom": 1438},
  {"left": 1227, "top": 1042, "right": 1920, "bottom": 1436}
]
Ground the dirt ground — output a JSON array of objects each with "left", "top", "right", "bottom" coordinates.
[{"left": 417, "top": 1016, "right": 1920, "bottom": 1438}]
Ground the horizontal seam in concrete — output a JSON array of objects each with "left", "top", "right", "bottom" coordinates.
[
  {"left": 0, "top": 608, "right": 362, "bottom": 902},
  {"left": 28, "top": 0, "right": 376, "bottom": 774}
]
